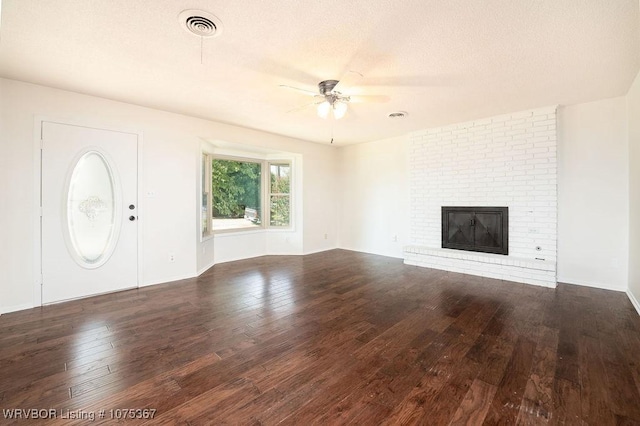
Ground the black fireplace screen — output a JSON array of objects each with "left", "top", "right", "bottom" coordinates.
[{"left": 441, "top": 207, "right": 508, "bottom": 255}]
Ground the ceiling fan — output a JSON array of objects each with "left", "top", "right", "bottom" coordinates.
[
  {"left": 280, "top": 73, "right": 389, "bottom": 120},
  {"left": 280, "top": 79, "right": 350, "bottom": 119}
]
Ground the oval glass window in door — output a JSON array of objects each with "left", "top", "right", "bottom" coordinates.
[{"left": 66, "top": 150, "right": 118, "bottom": 267}]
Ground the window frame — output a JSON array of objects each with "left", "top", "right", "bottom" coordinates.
[
  {"left": 202, "top": 154, "right": 212, "bottom": 237},
  {"left": 201, "top": 153, "right": 293, "bottom": 237},
  {"left": 267, "top": 161, "right": 292, "bottom": 229}
]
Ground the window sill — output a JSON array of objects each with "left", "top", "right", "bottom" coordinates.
[
  {"left": 213, "top": 228, "right": 266, "bottom": 238},
  {"left": 266, "top": 227, "right": 295, "bottom": 233},
  {"left": 201, "top": 233, "right": 215, "bottom": 243},
  {"left": 202, "top": 227, "right": 295, "bottom": 239}
]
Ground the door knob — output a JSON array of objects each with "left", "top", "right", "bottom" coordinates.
[{"left": 129, "top": 215, "right": 136, "bottom": 221}]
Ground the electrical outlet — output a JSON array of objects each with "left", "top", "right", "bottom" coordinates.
[
  {"left": 324, "top": 233, "right": 328, "bottom": 240},
  {"left": 169, "top": 253, "right": 175, "bottom": 262},
  {"left": 392, "top": 234, "right": 398, "bottom": 242}
]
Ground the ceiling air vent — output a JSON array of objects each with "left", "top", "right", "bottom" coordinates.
[
  {"left": 388, "top": 111, "right": 408, "bottom": 119},
  {"left": 179, "top": 10, "right": 223, "bottom": 38}
]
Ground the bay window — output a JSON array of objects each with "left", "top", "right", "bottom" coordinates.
[{"left": 202, "top": 154, "right": 292, "bottom": 236}]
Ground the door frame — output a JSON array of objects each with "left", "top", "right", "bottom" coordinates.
[{"left": 33, "top": 116, "right": 144, "bottom": 306}]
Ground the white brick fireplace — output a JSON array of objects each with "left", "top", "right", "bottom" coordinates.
[{"left": 404, "top": 106, "right": 558, "bottom": 287}]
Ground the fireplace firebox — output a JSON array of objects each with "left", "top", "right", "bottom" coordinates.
[{"left": 441, "top": 206, "right": 508, "bottom": 255}]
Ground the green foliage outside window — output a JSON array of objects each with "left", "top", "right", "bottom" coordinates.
[
  {"left": 270, "top": 164, "right": 290, "bottom": 227},
  {"left": 270, "top": 196, "right": 290, "bottom": 226},
  {"left": 210, "top": 159, "right": 291, "bottom": 229},
  {"left": 212, "top": 159, "right": 261, "bottom": 220}
]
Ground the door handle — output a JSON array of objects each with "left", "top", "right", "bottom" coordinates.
[{"left": 129, "top": 215, "right": 136, "bottom": 221}]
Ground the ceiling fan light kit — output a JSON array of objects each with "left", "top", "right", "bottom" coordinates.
[
  {"left": 317, "top": 99, "right": 348, "bottom": 119},
  {"left": 315, "top": 80, "right": 350, "bottom": 119},
  {"left": 317, "top": 101, "right": 331, "bottom": 118},
  {"left": 332, "top": 101, "right": 348, "bottom": 119}
]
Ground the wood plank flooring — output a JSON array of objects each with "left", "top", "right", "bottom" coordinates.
[{"left": 1, "top": 249, "right": 640, "bottom": 425}]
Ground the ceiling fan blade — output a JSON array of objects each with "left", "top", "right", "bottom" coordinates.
[
  {"left": 279, "top": 84, "right": 318, "bottom": 96},
  {"left": 349, "top": 95, "right": 390, "bottom": 103},
  {"left": 286, "top": 100, "right": 323, "bottom": 113},
  {"left": 333, "top": 70, "right": 363, "bottom": 94},
  {"left": 358, "top": 74, "right": 462, "bottom": 88}
]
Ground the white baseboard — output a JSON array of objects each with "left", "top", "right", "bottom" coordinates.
[
  {"left": 0, "top": 303, "right": 35, "bottom": 316},
  {"left": 141, "top": 273, "right": 196, "bottom": 287},
  {"left": 197, "top": 259, "right": 217, "bottom": 276},
  {"left": 200, "top": 251, "right": 315, "bottom": 274},
  {"left": 265, "top": 251, "right": 306, "bottom": 256},
  {"left": 557, "top": 277, "right": 626, "bottom": 292},
  {"left": 302, "top": 247, "right": 338, "bottom": 255},
  {"left": 335, "top": 246, "right": 405, "bottom": 259},
  {"left": 627, "top": 290, "right": 640, "bottom": 316},
  {"left": 212, "top": 253, "right": 267, "bottom": 265}
]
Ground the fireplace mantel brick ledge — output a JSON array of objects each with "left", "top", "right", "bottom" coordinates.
[{"left": 403, "top": 246, "right": 557, "bottom": 288}]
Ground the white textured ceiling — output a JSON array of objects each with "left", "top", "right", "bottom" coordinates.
[{"left": 0, "top": 0, "right": 638, "bottom": 145}]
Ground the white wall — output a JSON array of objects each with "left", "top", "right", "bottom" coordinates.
[
  {"left": 628, "top": 70, "right": 640, "bottom": 311},
  {"left": 338, "top": 136, "right": 409, "bottom": 258},
  {"left": 303, "top": 146, "right": 340, "bottom": 254},
  {"left": 0, "top": 78, "right": 338, "bottom": 314},
  {"left": 557, "top": 96, "right": 629, "bottom": 291}
]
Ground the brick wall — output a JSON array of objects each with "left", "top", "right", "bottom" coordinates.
[{"left": 405, "top": 106, "right": 558, "bottom": 286}]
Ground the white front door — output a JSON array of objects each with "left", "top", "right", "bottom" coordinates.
[{"left": 41, "top": 122, "right": 138, "bottom": 304}]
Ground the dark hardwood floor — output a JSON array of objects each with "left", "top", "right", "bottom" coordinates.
[{"left": 1, "top": 249, "right": 640, "bottom": 425}]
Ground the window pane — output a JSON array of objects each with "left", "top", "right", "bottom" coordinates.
[
  {"left": 202, "top": 156, "right": 209, "bottom": 236},
  {"left": 270, "top": 164, "right": 290, "bottom": 194},
  {"left": 66, "top": 151, "right": 116, "bottom": 265},
  {"left": 212, "top": 159, "right": 261, "bottom": 231},
  {"left": 270, "top": 195, "right": 290, "bottom": 227},
  {"left": 202, "top": 192, "right": 209, "bottom": 235}
]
